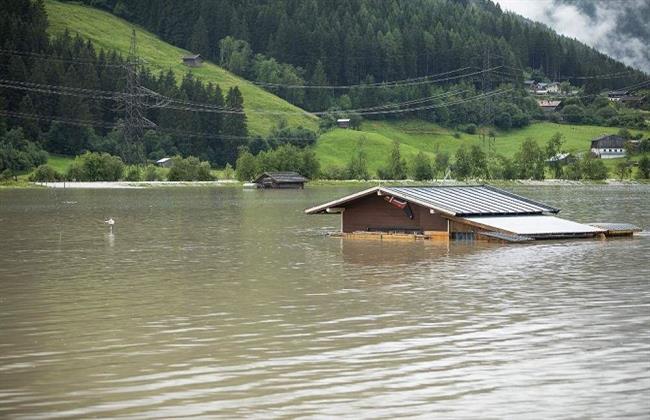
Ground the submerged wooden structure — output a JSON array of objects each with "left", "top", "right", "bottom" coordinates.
[
  {"left": 254, "top": 172, "right": 307, "bottom": 189},
  {"left": 305, "top": 185, "right": 641, "bottom": 243}
]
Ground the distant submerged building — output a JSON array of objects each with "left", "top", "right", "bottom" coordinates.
[{"left": 254, "top": 172, "right": 307, "bottom": 189}]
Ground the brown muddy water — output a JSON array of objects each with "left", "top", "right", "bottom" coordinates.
[{"left": 0, "top": 184, "right": 649, "bottom": 419}]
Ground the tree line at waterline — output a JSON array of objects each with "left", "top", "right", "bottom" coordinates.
[{"left": 231, "top": 132, "right": 650, "bottom": 182}]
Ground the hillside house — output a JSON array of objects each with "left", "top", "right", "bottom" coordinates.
[
  {"left": 182, "top": 54, "right": 203, "bottom": 67},
  {"left": 537, "top": 99, "right": 561, "bottom": 114},
  {"left": 337, "top": 119, "right": 351, "bottom": 129},
  {"left": 534, "top": 82, "right": 560, "bottom": 95},
  {"left": 607, "top": 90, "right": 628, "bottom": 101},
  {"left": 590, "top": 135, "right": 626, "bottom": 158},
  {"left": 523, "top": 80, "right": 536, "bottom": 90},
  {"left": 545, "top": 82, "right": 560, "bottom": 93}
]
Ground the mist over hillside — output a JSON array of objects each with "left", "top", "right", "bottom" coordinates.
[{"left": 495, "top": 0, "right": 650, "bottom": 73}]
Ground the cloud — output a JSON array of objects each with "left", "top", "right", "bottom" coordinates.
[{"left": 494, "top": 0, "right": 650, "bottom": 73}]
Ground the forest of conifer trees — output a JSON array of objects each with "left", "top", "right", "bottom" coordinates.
[
  {"left": 73, "top": 0, "right": 645, "bottom": 90},
  {"left": 1, "top": 0, "right": 249, "bottom": 169}
]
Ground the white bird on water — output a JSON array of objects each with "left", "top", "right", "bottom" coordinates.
[{"left": 104, "top": 218, "right": 115, "bottom": 233}]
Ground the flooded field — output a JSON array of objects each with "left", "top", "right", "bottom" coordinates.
[{"left": 1, "top": 184, "right": 649, "bottom": 418}]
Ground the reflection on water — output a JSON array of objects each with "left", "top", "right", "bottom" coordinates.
[{"left": 0, "top": 185, "right": 649, "bottom": 418}]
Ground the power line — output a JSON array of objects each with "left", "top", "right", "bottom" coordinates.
[
  {"left": 0, "top": 109, "right": 119, "bottom": 129},
  {"left": 156, "top": 88, "right": 469, "bottom": 115},
  {"left": 499, "top": 64, "right": 643, "bottom": 81},
  {"left": 250, "top": 66, "right": 502, "bottom": 89},
  {"left": 0, "top": 48, "right": 126, "bottom": 67},
  {"left": 1, "top": 88, "right": 512, "bottom": 142},
  {"left": 251, "top": 67, "right": 472, "bottom": 89},
  {"left": 0, "top": 79, "right": 121, "bottom": 101},
  {"left": 153, "top": 88, "right": 512, "bottom": 116}
]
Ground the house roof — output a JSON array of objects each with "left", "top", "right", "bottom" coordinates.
[
  {"left": 156, "top": 157, "right": 172, "bottom": 163},
  {"left": 337, "top": 118, "right": 351, "bottom": 123},
  {"left": 305, "top": 185, "right": 560, "bottom": 217},
  {"left": 620, "top": 96, "right": 643, "bottom": 102},
  {"left": 464, "top": 215, "right": 604, "bottom": 236},
  {"left": 183, "top": 54, "right": 201, "bottom": 60},
  {"left": 546, "top": 152, "right": 572, "bottom": 163},
  {"left": 538, "top": 100, "right": 562, "bottom": 108},
  {"left": 254, "top": 171, "right": 307, "bottom": 183},
  {"left": 591, "top": 135, "right": 626, "bottom": 148}
]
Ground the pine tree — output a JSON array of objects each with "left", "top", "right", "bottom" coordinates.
[
  {"left": 222, "top": 86, "right": 248, "bottom": 164},
  {"left": 411, "top": 152, "right": 433, "bottom": 181},
  {"left": 388, "top": 140, "right": 407, "bottom": 179},
  {"left": 224, "top": 87, "right": 247, "bottom": 137},
  {"left": 307, "top": 60, "right": 329, "bottom": 111},
  {"left": 18, "top": 95, "right": 39, "bottom": 141},
  {"left": 190, "top": 16, "right": 209, "bottom": 55}
]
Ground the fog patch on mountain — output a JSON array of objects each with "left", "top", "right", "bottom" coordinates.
[{"left": 494, "top": 0, "right": 650, "bottom": 73}]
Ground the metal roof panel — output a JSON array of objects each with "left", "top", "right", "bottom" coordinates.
[
  {"left": 384, "top": 185, "right": 558, "bottom": 216},
  {"left": 465, "top": 215, "right": 605, "bottom": 236}
]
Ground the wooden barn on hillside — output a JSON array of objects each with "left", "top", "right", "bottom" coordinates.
[
  {"left": 182, "top": 54, "right": 203, "bottom": 67},
  {"left": 254, "top": 172, "right": 307, "bottom": 189},
  {"left": 305, "top": 185, "right": 640, "bottom": 242}
]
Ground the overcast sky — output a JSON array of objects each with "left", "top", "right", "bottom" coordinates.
[{"left": 493, "top": 0, "right": 650, "bottom": 73}]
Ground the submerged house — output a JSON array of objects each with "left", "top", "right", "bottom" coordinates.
[
  {"left": 305, "top": 185, "right": 639, "bottom": 242},
  {"left": 254, "top": 172, "right": 307, "bottom": 189}
]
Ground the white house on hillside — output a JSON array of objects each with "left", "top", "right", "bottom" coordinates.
[{"left": 590, "top": 135, "right": 626, "bottom": 159}]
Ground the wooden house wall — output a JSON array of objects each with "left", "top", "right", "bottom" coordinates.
[
  {"left": 272, "top": 182, "right": 304, "bottom": 189},
  {"left": 449, "top": 219, "right": 477, "bottom": 233},
  {"left": 341, "top": 194, "right": 447, "bottom": 233}
]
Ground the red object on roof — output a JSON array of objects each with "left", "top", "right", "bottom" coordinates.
[{"left": 384, "top": 196, "right": 407, "bottom": 209}]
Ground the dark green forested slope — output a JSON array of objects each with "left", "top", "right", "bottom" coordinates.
[
  {"left": 1, "top": 0, "right": 312, "bottom": 167},
  {"left": 68, "top": 0, "right": 645, "bottom": 93}
]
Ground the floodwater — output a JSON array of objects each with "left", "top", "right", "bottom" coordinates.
[{"left": 0, "top": 184, "right": 649, "bottom": 419}]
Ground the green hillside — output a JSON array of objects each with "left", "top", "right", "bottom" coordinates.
[
  {"left": 316, "top": 121, "right": 649, "bottom": 174},
  {"left": 44, "top": 0, "right": 317, "bottom": 136}
]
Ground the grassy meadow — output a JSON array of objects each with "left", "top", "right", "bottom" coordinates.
[
  {"left": 315, "top": 120, "right": 649, "bottom": 174},
  {"left": 46, "top": 154, "right": 75, "bottom": 173},
  {"left": 39, "top": 121, "right": 648, "bottom": 180},
  {"left": 44, "top": 0, "right": 318, "bottom": 136}
]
